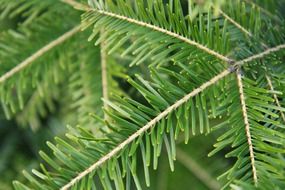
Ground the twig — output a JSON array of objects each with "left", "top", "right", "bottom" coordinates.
[
  {"left": 60, "top": 69, "right": 231, "bottom": 190},
  {"left": 218, "top": 9, "right": 268, "bottom": 49},
  {"left": 62, "top": 0, "right": 232, "bottom": 63},
  {"left": 0, "top": 26, "right": 81, "bottom": 84},
  {"left": 60, "top": 42, "right": 285, "bottom": 189},
  {"left": 265, "top": 75, "right": 285, "bottom": 123},
  {"left": 219, "top": 10, "right": 252, "bottom": 37},
  {"left": 235, "top": 44, "right": 285, "bottom": 67},
  {"left": 236, "top": 70, "right": 257, "bottom": 186}
]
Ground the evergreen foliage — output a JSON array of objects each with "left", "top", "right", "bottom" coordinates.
[{"left": 0, "top": 0, "right": 285, "bottom": 189}]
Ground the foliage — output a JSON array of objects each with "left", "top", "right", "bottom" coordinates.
[{"left": 0, "top": 0, "right": 285, "bottom": 190}]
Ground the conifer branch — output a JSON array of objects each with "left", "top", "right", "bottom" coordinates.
[
  {"left": 176, "top": 148, "right": 220, "bottom": 190},
  {"left": 221, "top": 9, "right": 285, "bottom": 124},
  {"left": 60, "top": 43, "right": 285, "bottom": 189},
  {"left": 218, "top": 9, "right": 268, "bottom": 48},
  {"left": 92, "top": 11, "right": 232, "bottom": 62},
  {"left": 60, "top": 68, "right": 232, "bottom": 190},
  {"left": 62, "top": 0, "right": 232, "bottom": 63},
  {"left": 0, "top": 25, "right": 81, "bottom": 84},
  {"left": 218, "top": 7, "right": 285, "bottom": 126},
  {"left": 236, "top": 70, "right": 258, "bottom": 186},
  {"left": 218, "top": 10, "right": 252, "bottom": 37},
  {"left": 4, "top": 1, "right": 284, "bottom": 189},
  {"left": 265, "top": 75, "right": 285, "bottom": 123},
  {"left": 235, "top": 43, "right": 285, "bottom": 66}
]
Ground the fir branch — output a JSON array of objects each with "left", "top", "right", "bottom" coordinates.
[
  {"left": 59, "top": 44, "right": 285, "bottom": 189},
  {"left": 218, "top": 8, "right": 268, "bottom": 49},
  {"left": 221, "top": 8, "right": 285, "bottom": 124},
  {"left": 265, "top": 75, "right": 285, "bottom": 123},
  {"left": 218, "top": 9, "right": 252, "bottom": 38},
  {"left": 0, "top": 25, "right": 81, "bottom": 84},
  {"left": 88, "top": 11, "right": 231, "bottom": 62},
  {"left": 60, "top": 68, "right": 231, "bottom": 190},
  {"left": 7, "top": 1, "right": 285, "bottom": 189},
  {"left": 235, "top": 43, "right": 285, "bottom": 67},
  {"left": 236, "top": 70, "right": 257, "bottom": 186},
  {"left": 62, "top": 0, "right": 232, "bottom": 63}
]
